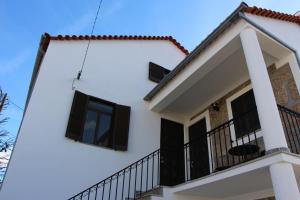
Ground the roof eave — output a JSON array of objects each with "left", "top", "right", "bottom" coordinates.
[
  {"left": 24, "top": 33, "right": 51, "bottom": 112},
  {"left": 143, "top": 2, "right": 249, "bottom": 101}
]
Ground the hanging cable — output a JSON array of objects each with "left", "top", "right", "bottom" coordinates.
[
  {"left": 7, "top": 98, "right": 24, "bottom": 112},
  {"left": 72, "top": 0, "right": 104, "bottom": 90}
]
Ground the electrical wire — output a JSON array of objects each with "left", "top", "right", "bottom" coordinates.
[
  {"left": 72, "top": 0, "right": 105, "bottom": 90},
  {"left": 7, "top": 99, "right": 24, "bottom": 112}
]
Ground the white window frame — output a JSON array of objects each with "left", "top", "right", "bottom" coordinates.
[
  {"left": 226, "top": 84, "right": 263, "bottom": 146},
  {"left": 186, "top": 110, "right": 213, "bottom": 174}
]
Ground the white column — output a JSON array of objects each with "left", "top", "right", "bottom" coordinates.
[
  {"left": 241, "top": 27, "right": 300, "bottom": 200},
  {"left": 240, "top": 27, "right": 288, "bottom": 151},
  {"left": 288, "top": 54, "right": 300, "bottom": 94},
  {"left": 270, "top": 162, "right": 300, "bottom": 200}
]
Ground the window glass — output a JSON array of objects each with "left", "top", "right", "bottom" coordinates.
[
  {"left": 88, "top": 101, "right": 113, "bottom": 114},
  {"left": 82, "top": 110, "right": 97, "bottom": 143},
  {"left": 82, "top": 99, "right": 114, "bottom": 147},
  {"left": 95, "top": 114, "right": 112, "bottom": 146}
]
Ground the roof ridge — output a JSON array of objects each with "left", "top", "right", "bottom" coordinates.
[
  {"left": 44, "top": 33, "right": 189, "bottom": 55},
  {"left": 244, "top": 6, "right": 300, "bottom": 25}
]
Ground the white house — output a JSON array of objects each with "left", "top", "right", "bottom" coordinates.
[{"left": 1, "top": 2, "right": 300, "bottom": 200}]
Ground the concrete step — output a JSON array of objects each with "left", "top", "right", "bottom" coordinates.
[
  {"left": 135, "top": 186, "right": 163, "bottom": 199},
  {"left": 124, "top": 186, "right": 164, "bottom": 200},
  {"left": 137, "top": 196, "right": 163, "bottom": 200},
  {"left": 125, "top": 196, "right": 163, "bottom": 200}
]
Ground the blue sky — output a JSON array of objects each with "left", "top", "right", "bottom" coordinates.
[{"left": 1, "top": 0, "right": 300, "bottom": 137}]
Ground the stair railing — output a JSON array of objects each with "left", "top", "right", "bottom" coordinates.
[{"left": 68, "top": 149, "right": 160, "bottom": 200}]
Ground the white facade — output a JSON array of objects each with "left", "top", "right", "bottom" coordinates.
[
  {"left": 0, "top": 39, "right": 186, "bottom": 200},
  {"left": 1, "top": 4, "right": 300, "bottom": 200}
]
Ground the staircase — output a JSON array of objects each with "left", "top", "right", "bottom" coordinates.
[{"left": 68, "top": 150, "right": 162, "bottom": 200}]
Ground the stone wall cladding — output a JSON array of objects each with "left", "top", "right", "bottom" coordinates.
[
  {"left": 196, "top": 80, "right": 251, "bottom": 129},
  {"left": 268, "top": 64, "right": 300, "bottom": 113}
]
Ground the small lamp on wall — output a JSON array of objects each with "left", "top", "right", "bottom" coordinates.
[{"left": 211, "top": 103, "right": 220, "bottom": 111}]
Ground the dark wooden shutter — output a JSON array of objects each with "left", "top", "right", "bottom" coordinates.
[
  {"left": 231, "top": 89, "right": 260, "bottom": 138},
  {"left": 65, "top": 91, "right": 88, "bottom": 141},
  {"left": 160, "top": 118, "right": 185, "bottom": 186},
  {"left": 149, "top": 62, "right": 170, "bottom": 83},
  {"left": 112, "top": 104, "right": 131, "bottom": 151},
  {"left": 188, "top": 118, "right": 210, "bottom": 180}
]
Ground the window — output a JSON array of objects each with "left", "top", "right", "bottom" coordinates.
[
  {"left": 66, "top": 91, "right": 131, "bottom": 151},
  {"left": 148, "top": 62, "right": 170, "bottom": 83},
  {"left": 82, "top": 99, "right": 114, "bottom": 147},
  {"left": 231, "top": 89, "right": 261, "bottom": 138}
]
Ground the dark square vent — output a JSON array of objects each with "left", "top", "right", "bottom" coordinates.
[{"left": 148, "top": 62, "right": 170, "bottom": 83}]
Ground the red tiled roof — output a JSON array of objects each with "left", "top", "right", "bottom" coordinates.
[
  {"left": 45, "top": 33, "right": 189, "bottom": 55},
  {"left": 244, "top": 6, "right": 300, "bottom": 25}
]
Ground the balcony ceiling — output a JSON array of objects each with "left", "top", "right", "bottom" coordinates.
[
  {"left": 161, "top": 44, "right": 277, "bottom": 119},
  {"left": 150, "top": 30, "right": 291, "bottom": 120}
]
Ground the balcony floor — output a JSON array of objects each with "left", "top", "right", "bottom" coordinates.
[{"left": 171, "top": 151, "right": 300, "bottom": 200}]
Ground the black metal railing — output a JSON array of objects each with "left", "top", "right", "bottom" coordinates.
[
  {"left": 278, "top": 105, "right": 300, "bottom": 154},
  {"left": 69, "top": 105, "right": 300, "bottom": 199},
  {"left": 68, "top": 149, "right": 161, "bottom": 200},
  {"left": 183, "top": 107, "right": 263, "bottom": 181}
]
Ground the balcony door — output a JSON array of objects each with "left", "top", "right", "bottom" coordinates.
[
  {"left": 160, "top": 118, "right": 185, "bottom": 186},
  {"left": 189, "top": 118, "right": 210, "bottom": 180}
]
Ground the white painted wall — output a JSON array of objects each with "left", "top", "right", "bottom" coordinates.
[{"left": 0, "top": 39, "right": 185, "bottom": 200}]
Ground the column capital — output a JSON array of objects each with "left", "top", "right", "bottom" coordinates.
[{"left": 240, "top": 26, "right": 256, "bottom": 34}]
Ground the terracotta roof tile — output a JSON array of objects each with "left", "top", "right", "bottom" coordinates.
[
  {"left": 244, "top": 6, "right": 300, "bottom": 25},
  {"left": 46, "top": 33, "right": 189, "bottom": 55}
]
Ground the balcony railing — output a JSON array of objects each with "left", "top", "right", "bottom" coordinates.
[
  {"left": 278, "top": 105, "right": 300, "bottom": 154},
  {"left": 68, "top": 105, "right": 300, "bottom": 200},
  {"left": 183, "top": 107, "right": 263, "bottom": 181}
]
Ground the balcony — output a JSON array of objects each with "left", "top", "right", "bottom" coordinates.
[{"left": 68, "top": 105, "right": 300, "bottom": 200}]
